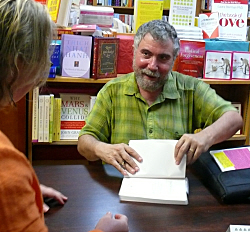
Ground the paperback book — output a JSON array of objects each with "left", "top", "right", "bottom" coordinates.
[
  {"left": 92, "top": 37, "right": 119, "bottom": 79},
  {"left": 119, "top": 139, "right": 188, "bottom": 205},
  {"left": 203, "top": 50, "right": 233, "bottom": 79},
  {"left": 178, "top": 39, "right": 205, "bottom": 78},
  {"left": 231, "top": 51, "right": 250, "bottom": 79},
  {"left": 61, "top": 34, "right": 92, "bottom": 78},
  {"left": 210, "top": 146, "right": 250, "bottom": 172},
  {"left": 60, "top": 93, "right": 90, "bottom": 140}
]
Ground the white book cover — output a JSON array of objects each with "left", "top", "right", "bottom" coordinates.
[
  {"left": 119, "top": 139, "right": 188, "bottom": 205},
  {"left": 226, "top": 225, "right": 250, "bottom": 232},
  {"left": 212, "top": 0, "right": 248, "bottom": 41},
  {"left": 232, "top": 51, "right": 250, "bottom": 79},
  {"left": 169, "top": 0, "right": 197, "bottom": 27},
  {"left": 60, "top": 93, "right": 90, "bottom": 140},
  {"left": 56, "top": 0, "right": 73, "bottom": 27},
  {"left": 32, "top": 87, "right": 39, "bottom": 142},
  {"left": 38, "top": 95, "right": 45, "bottom": 142},
  {"left": 90, "top": 96, "right": 97, "bottom": 112},
  {"left": 204, "top": 50, "right": 233, "bottom": 79},
  {"left": 43, "top": 95, "right": 50, "bottom": 143}
]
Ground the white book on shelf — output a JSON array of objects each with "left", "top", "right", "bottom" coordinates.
[
  {"left": 32, "top": 87, "right": 39, "bottom": 143},
  {"left": 226, "top": 225, "right": 250, "bottom": 232},
  {"left": 43, "top": 95, "right": 50, "bottom": 143},
  {"left": 57, "top": 0, "right": 73, "bottom": 27},
  {"left": 38, "top": 95, "right": 45, "bottom": 142},
  {"left": 118, "top": 139, "right": 189, "bottom": 205}
]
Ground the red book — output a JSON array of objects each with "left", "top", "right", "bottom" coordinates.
[
  {"left": 116, "top": 34, "right": 134, "bottom": 74},
  {"left": 91, "top": 37, "right": 119, "bottom": 79},
  {"left": 35, "top": 0, "right": 47, "bottom": 4},
  {"left": 178, "top": 39, "right": 205, "bottom": 78}
]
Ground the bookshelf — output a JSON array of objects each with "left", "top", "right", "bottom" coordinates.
[{"left": 27, "top": 77, "right": 250, "bottom": 163}]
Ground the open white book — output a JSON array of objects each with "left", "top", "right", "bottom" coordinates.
[{"left": 118, "top": 139, "right": 189, "bottom": 205}]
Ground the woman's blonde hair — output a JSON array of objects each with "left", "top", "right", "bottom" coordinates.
[{"left": 0, "top": 0, "right": 55, "bottom": 105}]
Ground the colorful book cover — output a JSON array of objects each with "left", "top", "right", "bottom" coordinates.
[
  {"left": 134, "top": 0, "right": 163, "bottom": 32},
  {"left": 116, "top": 34, "right": 134, "bottom": 74},
  {"left": 60, "top": 93, "right": 90, "bottom": 140},
  {"left": 50, "top": 41, "right": 61, "bottom": 74},
  {"left": 61, "top": 34, "right": 92, "bottom": 78},
  {"left": 53, "top": 98, "right": 62, "bottom": 141},
  {"left": 199, "top": 12, "right": 219, "bottom": 39},
  {"left": 212, "top": 0, "right": 248, "bottom": 41},
  {"left": 178, "top": 39, "right": 205, "bottom": 78},
  {"left": 169, "top": 0, "right": 196, "bottom": 27},
  {"left": 231, "top": 51, "right": 250, "bottom": 80},
  {"left": 203, "top": 50, "right": 233, "bottom": 79},
  {"left": 92, "top": 37, "right": 119, "bottom": 79}
]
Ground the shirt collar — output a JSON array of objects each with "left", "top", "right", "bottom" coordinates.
[{"left": 125, "top": 72, "right": 180, "bottom": 99}]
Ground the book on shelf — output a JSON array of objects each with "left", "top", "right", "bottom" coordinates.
[
  {"left": 210, "top": 146, "right": 250, "bottom": 172},
  {"left": 53, "top": 98, "right": 62, "bottom": 141},
  {"left": 169, "top": 0, "right": 196, "bottom": 27},
  {"left": 50, "top": 41, "right": 61, "bottom": 75},
  {"left": 116, "top": 34, "right": 134, "bottom": 74},
  {"left": 32, "top": 87, "right": 39, "bottom": 143},
  {"left": 231, "top": 51, "right": 250, "bottom": 80},
  {"left": 199, "top": 12, "right": 219, "bottom": 39},
  {"left": 71, "top": 24, "right": 97, "bottom": 35},
  {"left": 90, "top": 96, "right": 97, "bottom": 112},
  {"left": 211, "top": 0, "right": 248, "bottom": 41},
  {"left": 49, "top": 94, "right": 54, "bottom": 143},
  {"left": 60, "top": 93, "right": 90, "bottom": 140},
  {"left": 43, "top": 95, "right": 50, "bottom": 143},
  {"left": 226, "top": 225, "right": 250, "bottom": 232},
  {"left": 46, "top": 0, "right": 61, "bottom": 23},
  {"left": 118, "top": 139, "right": 188, "bottom": 205},
  {"left": 91, "top": 37, "right": 119, "bottom": 79},
  {"left": 203, "top": 50, "right": 233, "bottom": 80},
  {"left": 56, "top": 0, "right": 73, "bottom": 27},
  {"left": 61, "top": 34, "right": 92, "bottom": 78},
  {"left": 38, "top": 95, "right": 45, "bottom": 142},
  {"left": 134, "top": 0, "right": 164, "bottom": 32},
  {"left": 177, "top": 39, "right": 205, "bottom": 78},
  {"left": 79, "top": 5, "right": 114, "bottom": 29}
]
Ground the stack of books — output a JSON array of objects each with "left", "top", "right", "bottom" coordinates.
[{"left": 175, "top": 26, "right": 203, "bottom": 40}]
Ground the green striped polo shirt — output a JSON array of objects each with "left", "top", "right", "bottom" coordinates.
[{"left": 79, "top": 71, "right": 237, "bottom": 144}]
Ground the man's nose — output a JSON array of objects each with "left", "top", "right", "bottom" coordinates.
[{"left": 148, "top": 57, "right": 158, "bottom": 71}]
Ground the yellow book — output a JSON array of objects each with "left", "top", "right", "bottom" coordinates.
[{"left": 49, "top": 94, "right": 54, "bottom": 143}]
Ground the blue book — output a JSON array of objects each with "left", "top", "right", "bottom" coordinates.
[{"left": 50, "top": 41, "right": 61, "bottom": 75}]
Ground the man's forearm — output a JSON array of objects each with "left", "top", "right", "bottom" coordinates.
[
  {"left": 201, "top": 111, "right": 243, "bottom": 146},
  {"left": 77, "top": 134, "right": 101, "bottom": 161}
]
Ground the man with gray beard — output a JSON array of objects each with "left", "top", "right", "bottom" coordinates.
[{"left": 77, "top": 20, "right": 242, "bottom": 176}]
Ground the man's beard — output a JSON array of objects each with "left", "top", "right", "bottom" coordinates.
[{"left": 133, "top": 65, "right": 169, "bottom": 92}]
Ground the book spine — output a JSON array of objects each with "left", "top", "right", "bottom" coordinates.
[
  {"left": 38, "top": 95, "right": 45, "bottom": 142},
  {"left": 49, "top": 94, "right": 54, "bottom": 143},
  {"left": 43, "top": 95, "right": 50, "bottom": 142},
  {"left": 32, "top": 87, "right": 39, "bottom": 143},
  {"left": 92, "top": 38, "right": 99, "bottom": 79},
  {"left": 56, "top": 98, "right": 62, "bottom": 141},
  {"left": 90, "top": 96, "right": 97, "bottom": 112}
]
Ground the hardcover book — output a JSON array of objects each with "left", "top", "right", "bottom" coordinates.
[
  {"left": 116, "top": 34, "right": 134, "bottom": 74},
  {"left": 203, "top": 50, "right": 233, "bottom": 79},
  {"left": 231, "top": 51, "right": 250, "bottom": 80},
  {"left": 211, "top": 0, "right": 248, "bottom": 41},
  {"left": 50, "top": 41, "right": 61, "bottom": 75},
  {"left": 61, "top": 34, "right": 92, "bottom": 78},
  {"left": 178, "top": 39, "right": 205, "bottom": 78},
  {"left": 119, "top": 139, "right": 188, "bottom": 205},
  {"left": 92, "top": 37, "right": 119, "bottom": 79},
  {"left": 60, "top": 93, "right": 90, "bottom": 140}
]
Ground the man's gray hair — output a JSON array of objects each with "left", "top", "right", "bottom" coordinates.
[{"left": 134, "top": 20, "right": 180, "bottom": 60}]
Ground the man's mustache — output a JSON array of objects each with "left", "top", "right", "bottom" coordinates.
[{"left": 141, "top": 69, "right": 161, "bottom": 78}]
